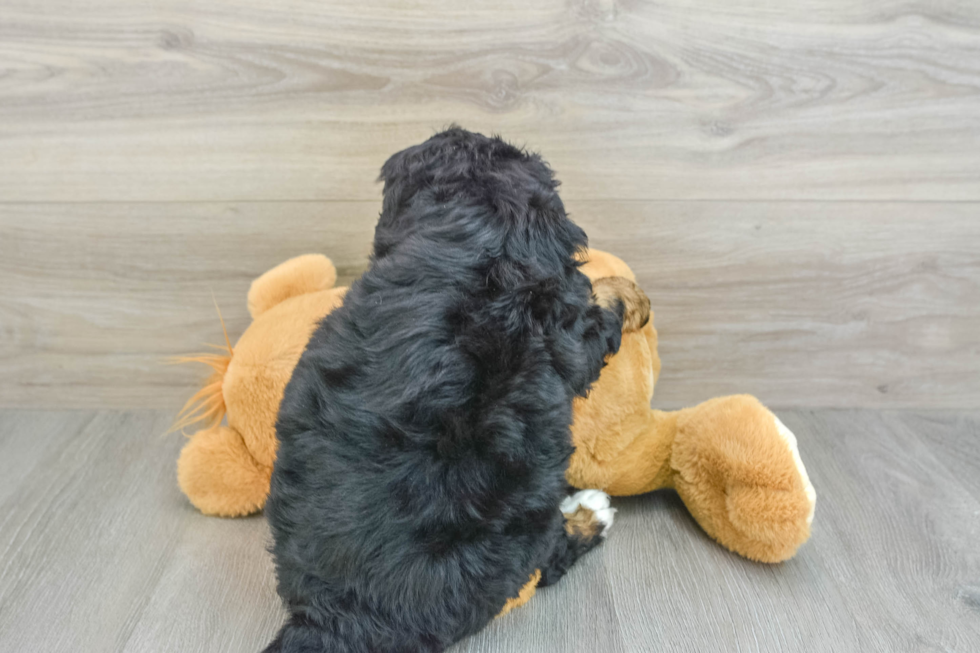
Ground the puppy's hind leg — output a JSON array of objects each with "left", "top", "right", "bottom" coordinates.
[{"left": 538, "top": 490, "right": 616, "bottom": 587}]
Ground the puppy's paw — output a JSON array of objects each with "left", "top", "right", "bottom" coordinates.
[
  {"left": 561, "top": 489, "right": 616, "bottom": 538},
  {"left": 592, "top": 277, "right": 651, "bottom": 332}
]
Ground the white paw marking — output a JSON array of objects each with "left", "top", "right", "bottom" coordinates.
[
  {"left": 560, "top": 489, "right": 616, "bottom": 538},
  {"left": 772, "top": 414, "right": 817, "bottom": 526}
]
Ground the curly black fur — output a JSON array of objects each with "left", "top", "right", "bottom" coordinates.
[{"left": 263, "top": 128, "right": 626, "bottom": 653}]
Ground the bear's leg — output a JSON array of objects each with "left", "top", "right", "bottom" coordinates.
[
  {"left": 177, "top": 426, "right": 272, "bottom": 517},
  {"left": 670, "top": 395, "right": 816, "bottom": 563}
]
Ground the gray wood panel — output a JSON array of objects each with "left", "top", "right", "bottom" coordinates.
[
  {"left": 1, "top": 0, "right": 979, "bottom": 202},
  {"left": 1, "top": 409, "right": 978, "bottom": 652},
  {"left": 0, "top": 410, "right": 286, "bottom": 653},
  {"left": 575, "top": 202, "right": 980, "bottom": 410},
  {"left": 2, "top": 201, "right": 978, "bottom": 410},
  {"left": 3, "top": 0, "right": 980, "bottom": 410},
  {"left": 904, "top": 411, "right": 980, "bottom": 503},
  {"left": 0, "top": 203, "right": 376, "bottom": 410}
]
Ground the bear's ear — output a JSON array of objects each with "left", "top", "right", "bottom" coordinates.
[{"left": 247, "top": 254, "right": 337, "bottom": 319}]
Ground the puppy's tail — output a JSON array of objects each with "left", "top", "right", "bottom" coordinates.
[{"left": 262, "top": 615, "right": 342, "bottom": 653}]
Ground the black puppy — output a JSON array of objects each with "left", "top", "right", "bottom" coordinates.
[{"left": 263, "top": 128, "right": 648, "bottom": 653}]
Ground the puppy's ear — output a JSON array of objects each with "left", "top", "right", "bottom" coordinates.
[
  {"left": 373, "top": 149, "right": 415, "bottom": 259},
  {"left": 378, "top": 136, "right": 427, "bottom": 191},
  {"left": 377, "top": 128, "right": 461, "bottom": 218}
]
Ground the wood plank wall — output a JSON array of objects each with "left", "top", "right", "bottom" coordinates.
[{"left": 1, "top": 0, "right": 978, "bottom": 409}]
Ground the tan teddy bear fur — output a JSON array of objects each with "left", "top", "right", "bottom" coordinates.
[{"left": 175, "top": 250, "right": 815, "bottom": 612}]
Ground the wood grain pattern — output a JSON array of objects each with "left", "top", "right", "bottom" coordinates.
[
  {"left": 904, "top": 411, "right": 980, "bottom": 502},
  {"left": 3, "top": 3, "right": 978, "bottom": 650},
  {"left": 0, "top": 410, "right": 286, "bottom": 653},
  {"left": 1, "top": 409, "right": 977, "bottom": 652},
  {"left": 0, "top": 203, "right": 375, "bottom": 410},
  {"left": 3, "top": 0, "right": 979, "bottom": 410},
  {"left": 1, "top": 0, "right": 979, "bottom": 201},
  {"left": 573, "top": 201, "right": 980, "bottom": 410},
  {"left": 3, "top": 201, "right": 978, "bottom": 409}
]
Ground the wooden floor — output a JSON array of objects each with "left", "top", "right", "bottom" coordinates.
[{"left": 0, "top": 408, "right": 977, "bottom": 652}]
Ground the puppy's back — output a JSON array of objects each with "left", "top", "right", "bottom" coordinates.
[{"left": 265, "top": 128, "right": 596, "bottom": 653}]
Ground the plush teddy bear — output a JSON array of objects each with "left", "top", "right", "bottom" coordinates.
[{"left": 176, "top": 250, "right": 815, "bottom": 575}]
